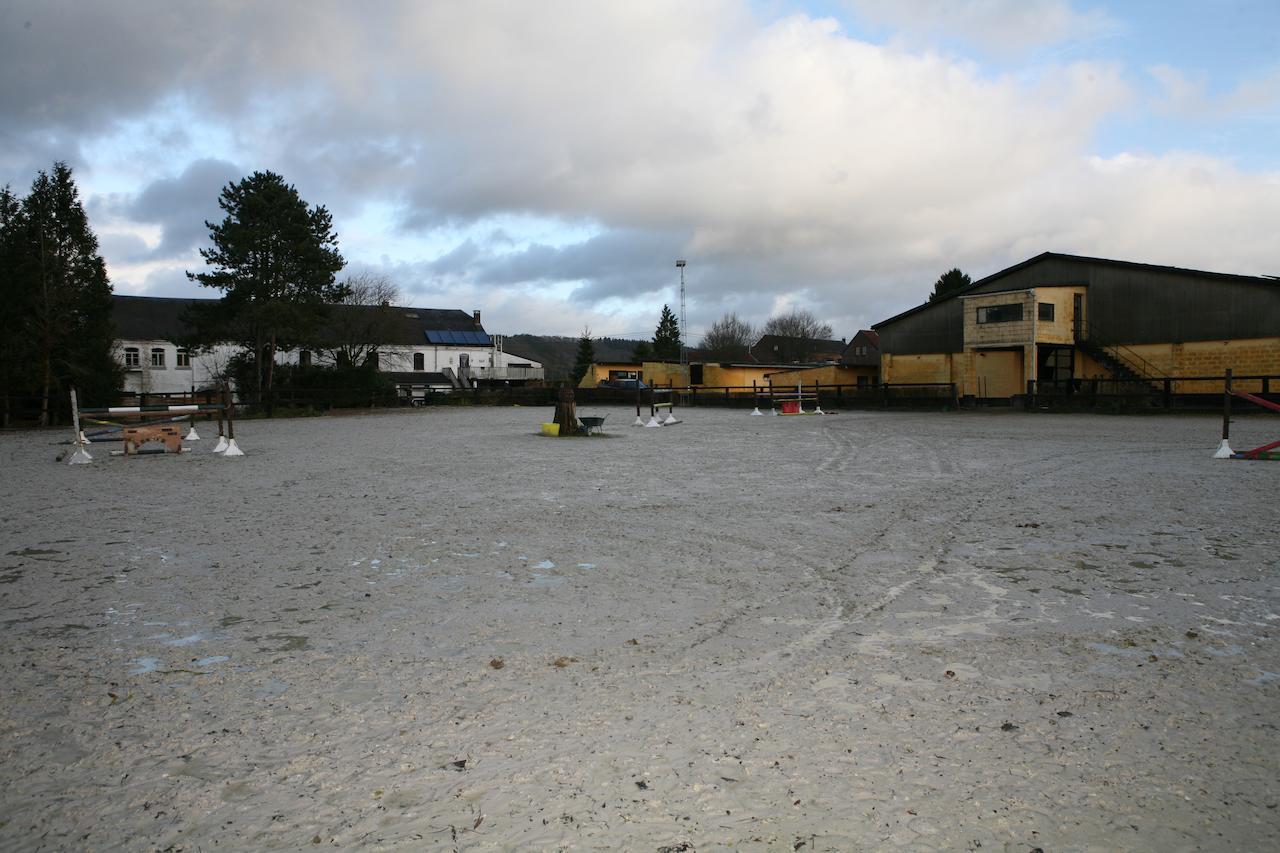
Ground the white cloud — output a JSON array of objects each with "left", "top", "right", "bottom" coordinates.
[
  {"left": 1149, "top": 63, "right": 1280, "bottom": 119},
  {"left": 845, "top": 0, "right": 1117, "bottom": 55},
  {"left": 3, "top": 1, "right": 1277, "bottom": 338}
]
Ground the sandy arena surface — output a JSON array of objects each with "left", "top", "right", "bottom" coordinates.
[{"left": 1, "top": 406, "right": 1278, "bottom": 851}]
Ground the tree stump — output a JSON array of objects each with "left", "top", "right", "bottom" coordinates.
[{"left": 552, "top": 387, "right": 580, "bottom": 436}]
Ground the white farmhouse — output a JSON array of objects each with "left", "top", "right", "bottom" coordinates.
[{"left": 111, "top": 296, "right": 543, "bottom": 398}]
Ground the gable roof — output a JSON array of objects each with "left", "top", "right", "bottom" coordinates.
[
  {"left": 873, "top": 251, "right": 1280, "bottom": 330},
  {"left": 111, "top": 296, "right": 490, "bottom": 346},
  {"left": 112, "top": 295, "right": 207, "bottom": 340}
]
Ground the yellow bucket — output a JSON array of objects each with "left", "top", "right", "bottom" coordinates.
[{"left": 540, "top": 422, "right": 560, "bottom": 436}]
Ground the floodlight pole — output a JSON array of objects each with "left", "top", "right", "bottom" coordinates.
[{"left": 676, "top": 259, "right": 687, "bottom": 365}]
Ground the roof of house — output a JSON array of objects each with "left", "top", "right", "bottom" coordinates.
[
  {"left": 112, "top": 295, "right": 208, "bottom": 340},
  {"left": 840, "top": 329, "right": 881, "bottom": 365},
  {"left": 873, "top": 251, "right": 1280, "bottom": 330},
  {"left": 111, "top": 296, "right": 491, "bottom": 346},
  {"left": 750, "top": 334, "right": 846, "bottom": 363}
]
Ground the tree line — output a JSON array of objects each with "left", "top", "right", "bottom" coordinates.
[{"left": 2, "top": 161, "right": 974, "bottom": 420}]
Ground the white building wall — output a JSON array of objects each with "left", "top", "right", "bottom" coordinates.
[{"left": 115, "top": 339, "right": 241, "bottom": 395}]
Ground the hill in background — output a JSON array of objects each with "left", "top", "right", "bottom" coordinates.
[{"left": 501, "top": 335, "right": 646, "bottom": 381}]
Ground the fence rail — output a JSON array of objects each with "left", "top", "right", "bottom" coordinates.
[{"left": 1029, "top": 374, "right": 1277, "bottom": 411}]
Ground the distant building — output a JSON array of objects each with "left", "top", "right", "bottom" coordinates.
[
  {"left": 749, "top": 334, "right": 846, "bottom": 364},
  {"left": 873, "top": 252, "right": 1280, "bottom": 400},
  {"left": 110, "top": 295, "right": 543, "bottom": 398},
  {"left": 840, "top": 329, "right": 881, "bottom": 386}
]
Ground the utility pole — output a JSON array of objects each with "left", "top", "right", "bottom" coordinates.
[{"left": 676, "top": 259, "right": 687, "bottom": 365}]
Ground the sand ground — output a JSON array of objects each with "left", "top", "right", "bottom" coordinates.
[{"left": 1, "top": 406, "right": 1277, "bottom": 852}]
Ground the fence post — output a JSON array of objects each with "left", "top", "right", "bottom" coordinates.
[
  {"left": 1026, "top": 379, "right": 1036, "bottom": 411},
  {"left": 881, "top": 382, "right": 890, "bottom": 408},
  {"left": 1163, "top": 378, "right": 1172, "bottom": 409}
]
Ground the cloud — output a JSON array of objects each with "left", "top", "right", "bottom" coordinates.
[
  {"left": 2, "top": 1, "right": 1276, "bottom": 340},
  {"left": 120, "top": 158, "right": 242, "bottom": 259},
  {"left": 845, "top": 0, "right": 1118, "bottom": 55},
  {"left": 1149, "top": 63, "right": 1280, "bottom": 119}
]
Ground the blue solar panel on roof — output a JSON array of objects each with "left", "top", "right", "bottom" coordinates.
[{"left": 423, "top": 329, "right": 492, "bottom": 345}]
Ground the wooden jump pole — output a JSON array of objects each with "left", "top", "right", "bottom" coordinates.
[
  {"left": 185, "top": 382, "right": 201, "bottom": 441},
  {"left": 221, "top": 383, "right": 244, "bottom": 456},
  {"left": 1214, "top": 368, "right": 1234, "bottom": 458},
  {"left": 67, "top": 388, "right": 93, "bottom": 465}
]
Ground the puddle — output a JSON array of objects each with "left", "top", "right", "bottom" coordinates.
[
  {"left": 532, "top": 560, "right": 556, "bottom": 570},
  {"left": 130, "top": 657, "right": 160, "bottom": 674},
  {"left": 254, "top": 678, "right": 289, "bottom": 698},
  {"left": 577, "top": 563, "right": 597, "bottom": 570},
  {"left": 167, "top": 634, "right": 204, "bottom": 647},
  {"left": 1205, "top": 645, "right": 1244, "bottom": 657},
  {"left": 1247, "top": 671, "right": 1279, "bottom": 687},
  {"left": 528, "top": 573, "right": 566, "bottom": 588},
  {"left": 257, "top": 634, "right": 309, "bottom": 652},
  {"left": 195, "top": 656, "right": 230, "bottom": 667}
]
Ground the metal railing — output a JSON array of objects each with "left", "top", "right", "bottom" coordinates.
[
  {"left": 1076, "top": 319, "right": 1164, "bottom": 382},
  {"left": 470, "top": 366, "right": 545, "bottom": 381}
]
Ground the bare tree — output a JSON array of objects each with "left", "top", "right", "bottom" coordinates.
[
  {"left": 313, "top": 273, "right": 406, "bottom": 369},
  {"left": 699, "top": 313, "right": 756, "bottom": 362},
  {"left": 761, "top": 309, "right": 834, "bottom": 363}
]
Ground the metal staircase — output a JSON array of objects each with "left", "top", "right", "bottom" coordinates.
[{"left": 1075, "top": 319, "right": 1164, "bottom": 395}]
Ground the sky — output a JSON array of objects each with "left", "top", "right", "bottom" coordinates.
[{"left": 3, "top": 0, "right": 1278, "bottom": 342}]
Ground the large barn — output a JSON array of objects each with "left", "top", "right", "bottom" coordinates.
[{"left": 873, "top": 252, "right": 1280, "bottom": 401}]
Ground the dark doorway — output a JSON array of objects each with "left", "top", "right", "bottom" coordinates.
[{"left": 1038, "top": 345, "right": 1074, "bottom": 388}]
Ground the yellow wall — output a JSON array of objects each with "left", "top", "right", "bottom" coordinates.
[
  {"left": 580, "top": 362, "right": 641, "bottom": 388},
  {"left": 881, "top": 353, "right": 955, "bottom": 385},
  {"left": 1033, "top": 286, "right": 1087, "bottom": 345},
  {"left": 765, "top": 364, "right": 873, "bottom": 388},
  {"left": 973, "top": 349, "right": 1025, "bottom": 398},
  {"left": 701, "top": 364, "right": 777, "bottom": 388},
  {"left": 1132, "top": 338, "right": 1280, "bottom": 393},
  {"left": 964, "top": 291, "right": 1034, "bottom": 347},
  {"left": 642, "top": 361, "right": 689, "bottom": 388}
]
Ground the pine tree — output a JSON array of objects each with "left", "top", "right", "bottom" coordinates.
[
  {"left": 652, "top": 304, "right": 682, "bottom": 360},
  {"left": 929, "top": 268, "right": 972, "bottom": 302},
  {"left": 571, "top": 327, "right": 596, "bottom": 386},
  {"left": 188, "top": 170, "right": 346, "bottom": 403},
  {"left": 0, "top": 163, "right": 119, "bottom": 425}
]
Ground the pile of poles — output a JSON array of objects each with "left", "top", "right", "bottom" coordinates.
[{"left": 67, "top": 385, "right": 243, "bottom": 465}]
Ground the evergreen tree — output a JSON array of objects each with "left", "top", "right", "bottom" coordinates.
[
  {"left": 571, "top": 327, "right": 596, "bottom": 386},
  {"left": 631, "top": 340, "right": 652, "bottom": 362},
  {"left": 0, "top": 163, "right": 119, "bottom": 425},
  {"left": 652, "top": 304, "right": 682, "bottom": 360},
  {"left": 187, "top": 170, "right": 346, "bottom": 403},
  {"left": 929, "top": 268, "right": 971, "bottom": 302}
]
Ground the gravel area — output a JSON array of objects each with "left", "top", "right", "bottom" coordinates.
[{"left": 1, "top": 406, "right": 1277, "bottom": 851}]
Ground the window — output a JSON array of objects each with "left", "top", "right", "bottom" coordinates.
[
  {"left": 689, "top": 364, "right": 704, "bottom": 384},
  {"left": 299, "top": 350, "right": 312, "bottom": 368},
  {"left": 976, "top": 303, "right": 1023, "bottom": 324},
  {"left": 854, "top": 345, "right": 867, "bottom": 356},
  {"left": 857, "top": 375, "right": 870, "bottom": 387},
  {"left": 176, "top": 348, "right": 191, "bottom": 368},
  {"left": 150, "top": 347, "right": 166, "bottom": 368},
  {"left": 1038, "top": 303, "right": 1055, "bottom": 321},
  {"left": 124, "top": 347, "right": 140, "bottom": 368},
  {"left": 413, "top": 352, "right": 425, "bottom": 371}
]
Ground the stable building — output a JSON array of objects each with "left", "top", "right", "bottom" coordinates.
[
  {"left": 110, "top": 296, "right": 542, "bottom": 398},
  {"left": 873, "top": 253, "right": 1280, "bottom": 401}
]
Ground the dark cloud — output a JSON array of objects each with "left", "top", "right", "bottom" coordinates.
[{"left": 124, "top": 158, "right": 242, "bottom": 259}]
